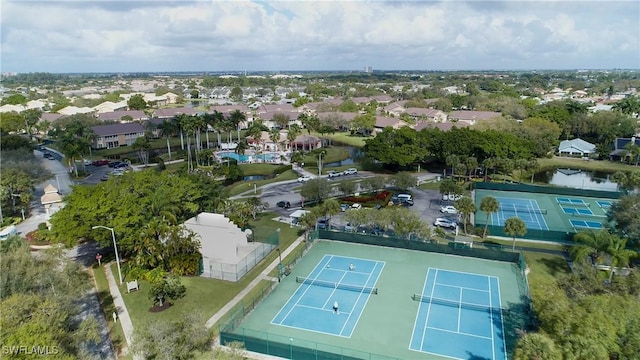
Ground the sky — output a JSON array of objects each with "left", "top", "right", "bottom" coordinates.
[{"left": 1, "top": 0, "right": 639, "bottom": 73}]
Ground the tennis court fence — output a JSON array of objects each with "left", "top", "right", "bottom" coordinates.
[
  {"left": 296, "top": 276, "right": 379, "bottom": 294},
  {"left": 314, "top": 229, "right": 524, "bottom": 269},
  {"left": 474, "top": 181, "right": 622, "bottom": 199}
]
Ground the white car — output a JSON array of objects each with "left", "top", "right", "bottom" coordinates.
[
  {"left": 343, "top": 168, "right": 358, "bottom": 175},
  {"left": 443, "top": 193, "right": 462, "bottom": 201},
  {"left": 351, "top": 203, "right": 362, "bottom": 210},
  {"left": 434, "top": 218, "right": 457, "bottom": 229},
  {"left": 440, "top": 205, "right": 458, "bottom": 214},
  {"left": 327, "top": 170, "right": 341, "bottom": 178},
  {"left": 297, "top": 175, "right": 312, "bottom": 182}
]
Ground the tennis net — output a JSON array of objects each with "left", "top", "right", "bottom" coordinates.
[
  {"left": 296, "top": 276, "right": 378, "bottom": 294},
  {"left": 411, "top": 294, "right": 502, "bottom": 314},
  {"left": 498, "top": 205, "right": 547, "bottom": 214}
]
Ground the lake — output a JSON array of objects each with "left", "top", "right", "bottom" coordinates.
[
  {"left": 534, "top": 169, "right": 619, "bottom": 191},
  {"left": 324, "top": 146, "right": 365, "bottom": 167}
]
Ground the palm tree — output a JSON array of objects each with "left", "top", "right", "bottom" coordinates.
[
  {"left": 287, "top": 125, "right": 301, "bottom": 152},
  {"left": 504, "top": 217, "right": 527, "bottom": 251},
  {"left": 229, "top": 110, "right": 246, "bottom": 142},
  {"left": 269, "top": 128, "right": 280, "bottom": 152},
  {"left": 59, "top": 134, "right": 86, "bottom": 177},
  {"left": 157, "top": 119, "right": 176, "bottom": 159},
  {"left": 172, "top": 114, "right": 187, "bottom": 150},
  {"left": 514, "top": 158, "right": 529, "bottom": 182},
  {"left": 527, "top": 159, "right": 540, "bottom": 183},
  {"left": 479, "top": 196, "right": 499, "bottom": 238},
  {"left": 210, "top": 111, "right": 225, "bottom": 149},
  {"left": 482, "top": 157, "right": 497, "bottom": 181},
  {"left": 605, "top": 235, "right": 637, "bottom": 283},
  {"left": 454, "top": 197, "right": 476, "bottom": 234},
  {"left": 445, "top": 154, "right": 459, "bottom": 179},
  {"left": 235, "top": 139, "right": 249, "bottom": 156},
  {"left": 623, "top": 142, "right": 640, "bottom": 166}
]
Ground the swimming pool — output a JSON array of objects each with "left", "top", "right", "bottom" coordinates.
[{"left": 217, "top": 152, "right": 279, "bottom": 162}]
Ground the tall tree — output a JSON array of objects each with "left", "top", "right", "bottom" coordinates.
[
  {"left": 157, "top": 119, "right": 177, "bottom": 159},
  {"left": 504, "top": 217, "right": 527, "bottom": 250},
  {"left": 479, "top": 196, "right": 499, "bottom": 238},
  {"left": 229, "top": 109, "right": 246, "bottom": 142},
  {"left": 132, "top": 312, "right": 213, "bottom": 360},
  {"left": 455, "top": 197, "right": 476, "bottom": 234}
]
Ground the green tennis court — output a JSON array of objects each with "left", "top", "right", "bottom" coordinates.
[
  {"left": 221, "top": 239, "right": 528, "bottom": 359},
  {"left": 474, "top": 185, "right": 618, "bottom": 242}
]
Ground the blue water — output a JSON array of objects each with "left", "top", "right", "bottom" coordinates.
[{"left": 217, "top": 152, "right": 278, "bottom": 162}]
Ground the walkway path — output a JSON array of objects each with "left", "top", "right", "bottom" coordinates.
[
  {"left": 104, "top": 263, "right": 136, "bottom": 357},
  {"left": 205, "top": 235, "right": 305, "bottom": 329}
]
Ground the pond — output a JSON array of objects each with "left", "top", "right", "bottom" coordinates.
[
  {"left": 323, "top": 146, "right": 365, "bottom": 167},
  {"left": 534, "top": 168, "right": 619, "bottom": 192}
]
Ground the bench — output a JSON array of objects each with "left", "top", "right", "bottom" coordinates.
[{"left": 127, "top": 280, "right": 139, "bottom": 293}]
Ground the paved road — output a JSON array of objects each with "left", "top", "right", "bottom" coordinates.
[{"left": 16, "top": 150, "right": 117, "bottom": 360}]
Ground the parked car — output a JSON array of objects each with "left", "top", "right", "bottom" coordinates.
[
  {"left": 92, "top": 159, "right": 110, "bottom": 166},
  {"left": 43, "top": 152, "right": 53, "bottom": 159},
  {"left": 344, "top": 223, "right": 355, "bottom": 232},
  {"left": 327, "top": 170, "right": 341, "bottom": 178},
  {"left": 297, "top": 175, "right": 312, "bottom": 182},
  {"left": 440, "top": 205, "right": 458, "bottom": 214},
  {"left": 343, "top": 168, "right": 358, "bottom": 175},
  {"left": 434, "top": 218, "right": 457, "bottom": 229},
  {"left": 276, "top": 201, "right": 291, "bottom": 209},
  {"left": 340, "top": 203, "right": 349, "bottom": 212},
  {"left": 351, "top": 203, "right": 362, "bottom": 210},
  {"left": 114, "top": 162, "right": 129, "bottom": 169},
  {"left": 443, "top": 193, "right": 462, "bottom": 201},
  {"left": 108, "top": 161, "right": 121, "bottom": 168},
  {"left": 317, "top": 218, "right": 329, "bottom": 229}
]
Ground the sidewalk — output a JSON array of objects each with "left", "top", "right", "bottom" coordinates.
[
  {"left": 104, "top": 263, "right": 135, "bottom": 356},
  {"left": 205, "top": 235, "right": 305, "bottom": 329}
]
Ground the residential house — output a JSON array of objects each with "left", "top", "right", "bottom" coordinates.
[
  {"left": 414, "top": 121, "right": 470, "bottom": 132},
  {"left": 57, "top": 106, "right": 95, "bottom": 116},
  {"left": 448, "top": 110, "right": 502, "bottom": 126},
  {"left": 609, "top": 136, "right": 640, "bottom": 162},
  {"left": 98, "top": 110, "right": 149, "bottom": 122},
  {"left": 91, "top": 123, "right": 146, "bottom": 149},
  {"left": 258, "top": 103, "right": 298, "bottom": 114},
  {"left": 382, "top": 100, "right": 409, "bottom": 116},
  {"left": 40, "top": 113, "right": 64, "bottom": 123},
  {"left": 557, "top": 138, "right": 596, "bottom": 157},
  {"left": 291, "top": 134, "right": 321, "bottom": 151},
  {"left": 588, "top": 104, "right": 614, "bottom": 112},
  {"left": 370, "top": 95, "right": 394, "bottom": 104},
  {"left": 351, "top": 97, "right": 371, "bottom": 105},
  {"left": 152, "top": 107, "right": 199, "bottom": 119},
  {"left": 255, "top": 111, "right": 299, "bottom": 129},
  {"left": 404, "top": 108, "right": 447, "bottom": 122},
  {"left": 184, "top": 212, "right": 272, "bottom": 282},
  {"left": 92, "top": 101, "right": 128, "bottom": 114},
  {"left": 374, "top": 116, "right": 409, "bottom": 132}
]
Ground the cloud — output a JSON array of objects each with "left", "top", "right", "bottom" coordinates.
[{"left": 1, "top": 0, "right": 638, "bottom": 72}]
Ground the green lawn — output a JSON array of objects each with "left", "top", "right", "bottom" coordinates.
[
  {"left": 319, "top": 132, "right": 368, "bottom": 148},
  {"left": 239, "top": 163, "right": 286, "bottom": 176},
  {"left": 119, "top": 212, "right": 302, "bottom": 331},
  {"left": 538, "top": 156, "right": 638, "bottom": 173},
  {"left": 300, "top": 146, "right": 350, "bottom": 165},
  {"left": 92, "top": 266, "right": 128, "bottom": 358}
]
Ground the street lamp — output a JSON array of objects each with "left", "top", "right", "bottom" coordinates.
[{"left": 92, "top": 225, "right": 123, "bottom": 285}]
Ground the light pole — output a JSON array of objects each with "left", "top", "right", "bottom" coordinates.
[{"left": 92, "top": 225, "right": 123, "bottom": 285}]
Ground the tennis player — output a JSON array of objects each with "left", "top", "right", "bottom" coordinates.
[
  {"left": 333, "top": 301, "right": 339, "bottom": 314},
  {"left": 349, "top": 264, "right": 355, "bottom": 271}
]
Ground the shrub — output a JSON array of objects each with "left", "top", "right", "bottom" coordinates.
[{"left": 37, "top": 222, "right": 48, "bottom": 231}]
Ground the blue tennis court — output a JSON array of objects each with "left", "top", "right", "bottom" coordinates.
[
  {"left": 597, "top": 200, "right": 613, "bottom": 209},
  {"left": 271, "top": 254, "right": 384, "bottom": 337},
  {"left": 410, "top": 268, "right": 506, "bottom": 360},
  {"left": 491, "top": 197, "right": 549, "bottom": 231},
  {"left": 562, "top": 207, "right": 594, "bottom": 215},
  {"left": 570, "top": 219, "right": 603, "bottom": 229},
  {"left": 556, "top": 197, "right": 588, "bottom": 206}
]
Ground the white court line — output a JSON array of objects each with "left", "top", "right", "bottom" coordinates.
[
  {"left": 295, "top": 303, "right": 351, "bottom": 315},
  {"left": 457, "top": 287, "right": 462, "bottom": 332},
  {"left": 488, "top": 275, "right": 496, "bottom": 359},
  {"left": 275, "top": 322, "right": 352, "bottom": 338},
  {"left": 322, "top": 271, "right": 348, "bottom": 309},
  {"left": 420, "top": 269, "right": 439, "bottom": 350},
  {"left": 339, "top": 261, "right": 378, "bottom": 336},
  {"left": 435, "top": 282, "right": 490, "bottom": 293},
  {"left": 410, "top": 267, "right": 431, "bottom": 352},
  {"left": 495, "top": 276, "right": 507, "bottom": 360},
  {"left": 272, "top": 255, "right": 334, "bottom": 325},
  {"left": 424, "top": 325, "right": 493, "bottom": 340}
]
